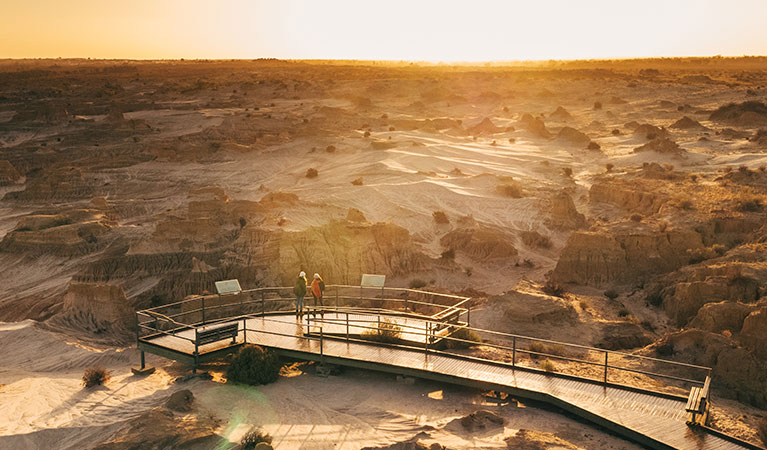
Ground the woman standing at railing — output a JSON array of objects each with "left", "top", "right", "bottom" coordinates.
[
  {"left": 294, "top": 271, "right": 308, "bottom": 319},
  {"left": 310, "top": 273, "right": 325, "bottom": 318}
]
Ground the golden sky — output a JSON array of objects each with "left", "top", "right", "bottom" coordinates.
[{"left": 2, "top": 0, "right": 766, "bottom": 60}]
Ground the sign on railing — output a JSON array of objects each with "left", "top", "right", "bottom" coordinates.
[
  {"left": 215, "top": 279, "right": 242, "bottom": 295},
  {"left": 361, "top": 274, "right": 385, "bottom": 288}
]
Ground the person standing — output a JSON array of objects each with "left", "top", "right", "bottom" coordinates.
[
  {"left": 310, "top": 273, "right": 325, "bottom": 318},
  {"left": 293, "top": 271, "right": 307, "bottom": 319}
]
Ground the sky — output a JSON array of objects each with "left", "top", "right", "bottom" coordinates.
[{"left": 2, "top": 0, "right": 767, "bottom": 61}]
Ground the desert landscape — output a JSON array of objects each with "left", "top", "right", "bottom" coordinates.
[{"left": 1, "top": 56, "right": 767, "bottom": 449}]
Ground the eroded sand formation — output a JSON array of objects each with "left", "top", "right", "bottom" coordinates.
[{"left": 1, "top": 58, "right": 767, "bottom": 448}]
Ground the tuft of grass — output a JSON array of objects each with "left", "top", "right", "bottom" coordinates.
[
  {"left": 82, "top": 367, "right": 111, "bottom": 388},
  {"left": 409, "top": 278, "right": 427, "bottom": 289},
  {"left": 529, "top": 341, "right": 568, "bottom": 359},
  {"left": 540, "top": 359, "right": 556, "bottom": 372},
  {"left": 241, "top": 429, "right": 273, "bottom": 450},
  {"left": 362, "top": 318, "right": 402, "bottom": 344},
  {"left": 305, "top": 168, "right": 318, "bottom": 179}
]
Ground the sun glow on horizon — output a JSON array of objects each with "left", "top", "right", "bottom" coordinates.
[{"left": 2, "top": 0, "right": 767, "bottom": 61}]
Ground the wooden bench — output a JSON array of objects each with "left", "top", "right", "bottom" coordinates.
[
  {"left": 195, "top": 322, "right": 239, "bottom": 347},
  {"left": 685, "top": 376, "right": 711, "bottom": 426}
]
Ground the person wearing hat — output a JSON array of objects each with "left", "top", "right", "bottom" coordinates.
[
  {"left": 293, "top": 271, "right": 308, "bottom": 318},
  {"left": 310, "top": 273, "right": 325, "bottom": 318}
]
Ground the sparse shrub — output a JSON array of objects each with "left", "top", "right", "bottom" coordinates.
[
  {"left": 496, "top": 183, "right": 523, "bottom": 198},
  {"left": 542, "top": 281, "right": 564, "bottom": 297},
  {"left": 491, "top": 140, "right": 497, "bottom": 146},
  {"left": 409, "top": 278, "right": 427, "bottom": 289},
  {"left": 605, "top": 163, "right": 614, "bottom": 172},
  {"left": 630, "top": 213, "right": 643, "bottom": 222},
  {"left": 305, "top": 168, "right": 318, "bottom": 178},
  {"left": 508, "top": 137, "right": 516, "bottom": 143},
  {"left": 82, "top": 367, "right": 111, "bottom": 388},
  {"left": 241, "top": 429, "right": 273, "bottom": 450},
  {"left": 432, "top": 210, "right": 450, "bottom": 224},
  {"left": 689, "top": 173, "right": 698, "bottom": 182},
  {"left": 363, "top": 131, "right": 370, "bottom": 138},
  {"left": 562, "top": 167, "right": 573, "bottom": 177},
  {"left": 656, "top": 341, "right": 674, "bottom": 357},
  {"left": 587, "top": 141, "right": 601, "bottom": 151},
  {"left": 611, "top": 129, "right": 621, "bottom": 135},
  {"left": 529, "top": 341, "right": 568, "bottom": 359},
  {"left": 325, "top": 145, "right": 336, "bottom": 153},
  {"left": 679, "top": 200, "right": 694, "bottom": 210},
  {"left": 604, "top": 289, "right": 619, "bottom": 300},
  {"left": 647, "top": 291, "right": 663, "bottom": 307},
  {"left": 440, "top": 326, "right": 482, "bottom": 349},
  {"left": 540, "top": 359, "right": 556, "bottom": 372},
  {"left": 578, "top": 299, "right": 589, "bottom": 311},
  {"left": 362, "top": 317, "right": 402, "bottom": 344},
  {"left": 734, "top": 192, "right": 763, "bottom": 212},
  {"left": 465, "top": 267, "right": 472, "bottom": 277},
  {"left": 441, "top": 248, "right": 455, "bottom": 260},
  {"left": 239, "top": 217, "right": 247, "bottom": 228},
  {"left": 617, "top": 307, "right": 631, "bottom": 318},
  {"left": 517, "top": 258, "right": 535, "bottom": 268},
  {"left": 227, "top": 345, "right": 281, "bottom": 385},
  {"left": 593, "top": 101, "right": 602, "bottom": 110},
  {"left": 520, "top": 230, "right": 552, "bottom": 249},
  {"left": 351, "top": 177, "right": 363, "bottom": 186}
]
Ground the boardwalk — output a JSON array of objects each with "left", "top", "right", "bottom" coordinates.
[{"left": 138, "top": 312, "right": 757, "bottom": 450}]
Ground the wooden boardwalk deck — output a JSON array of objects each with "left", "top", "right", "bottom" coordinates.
[{"left": 139, "top": 313, "right": 756, "bottom": 450}]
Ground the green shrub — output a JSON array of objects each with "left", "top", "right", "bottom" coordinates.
[
  {"left": 361, "top": 317, "right": 402, "bottom": 344},
  {"left": 227, "top": 345, "right": 281, "bottom": 385},
  {"left": 409, "top": 278, "right": 427, "bottom": 289},
  {"left": 241, "top": 429, "right": 273, "bottom": 450},
  {"left": 82, "top": 367, "right": 111, "bottom": 388}
]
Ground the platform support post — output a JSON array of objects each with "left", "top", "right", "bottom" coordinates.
[
  {"left": 467, "top": 306, "right": 471, "bottom": 327},
  {"left": 512, "top": 336, "right": 516, "bottom": 367},
  {"left": 243, "top": 318, "right": 247, "bottom": 344},
  {"left": 140, "top": 350, "right": 146, "bottom": 369}
]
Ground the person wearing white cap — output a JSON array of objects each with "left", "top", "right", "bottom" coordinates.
[
  {"left": 293, "top": 271, "right": 308, "bottom": 319},
  {"left": 310, "top": 273, "right": 325, "bottom": 318}
]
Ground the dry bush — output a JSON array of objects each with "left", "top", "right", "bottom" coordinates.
[
  {"left": 325, "top": 145, "right": 336, "bottom": 153},
  {"left": 587, "top": 141, "right": 601, "bottom": 151},
  {"left": 734, "top": 192, "right": 763, "bottom": 212},
  {"left": 542, "top": 281, "right": 564, "bottom": 297},
  {"left": 432, "top": 210, "right": 450, "bottom": 224},
  {"left": 227, "top": 345, "right": 281, "bottom": 385},
  {"left": 529, "top": 341, "right": 568, "bottom": 359},
  {"left": 604, "top": 289, "right": 619, "bottom": 300},
  {"left": 593, "top": 101, "right": 603, "bottom": 110},
  {"left": 361, "top": 318, "right": 402, "bottom": 344},
  {"left": 618, "top": 307, "right": 631, "bottom": 319},
  {"left": 409, "top": 278, "right": 427, "bottom": 289},
  {"left": 496, "top": 183, "right": 523, "bottom": 198},
  {"left": 351, "top": 177, "right": 363, "bottom": 186},
  {"left": 82, "top": 367, "right": 111, "bottom": 388},
  {"left": 441, "top": 248, "right": 456, "bottom": 260},
  {"left": 363, "top": 131, "right": 370, "bottom": 138},
  {"left": 520, "top": 230, "right": 552, "bottom": 249},
  {"left": 679, "top": 199, "right": 694, "bottom": 210},
  {"left": 605, "top": 163, "right": 614, "bottom": 172},
  {"left": 562, "top": 167, "right": 573, "bottom": 177},
  {"left": 305, "top": 168, "right": 318, "bottom": 178},
  {"left": 540, "top": 359, "right": 556, "bottom": 372},
  {"left": 630, "top": 213, "right": 643, "bottom": 222},
  {"left": 439, "top": 327, "right": 482, "bottom": 350},
  {"left": 241, "top": 429, "right": 273, "bottom": 450}
]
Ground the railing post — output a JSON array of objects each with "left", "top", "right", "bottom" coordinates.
[
  {"left": 335, "top": 287, "right": 339, "bottom": 311},
  {"left": 603, "top": 351, "right": 609, "bottom": 385},
  {"left": 512, "top": 336, "right": 516, "bottom": 367},
  {"left": 261, "top": 290, "right": 265, "bottom": 316},
  {"left": 201, "top": 296, "right": 206, "bottom": 324},
  {"left": 424, "top": 322, "right": 429, "bottom": 353},
  {"left": 243, "top": 318, "right": 247, "bottom": 344},
  {"left": 193, "top": 339, "right": 199, "bottom": 374},
  {"left": 467, "top": 306, "right": 471, "bottom": 327},
  {"left": 140, "top": 350, "right": 145, "bottom": 370},
  {"left": 346, "top": 311, "right": 349, "bottom": 342},
  {"left": 320, "top": 327, "right": 324, "bottom": 360}
]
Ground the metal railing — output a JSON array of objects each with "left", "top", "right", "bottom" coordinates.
[{"left": 136, "top": 286, "right": 712, "bottom": 397}]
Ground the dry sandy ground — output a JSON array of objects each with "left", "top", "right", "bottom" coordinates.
[{"left": 0, "top": 320, "right": 639, "bottom": 450}]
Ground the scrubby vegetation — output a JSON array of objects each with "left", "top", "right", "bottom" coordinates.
[
  {"left": 408, "top": 278, "right": 427, "bottom": 289},
  {"left": 542, "top": 281, "right": 565, "bottom": 297},
  {"left": 520, "top": 230, "right": 552, "bottom": 249},
  {"left": 438, "top": 326, "right": 482, "bottom": 349},
  {"left": 305, "top": 168, "right": 318, "bottom": 178},
  {"left": 82, "top": 367, "right": 111, "bottom": 388},
  {"left": 496, "top": 183, "right": 523, "bottom": 198},
  {"left": 529, "top": 341, "right": 568, "bottom": 359},
  {"left": 432, "top": 210, "right": 449, "bottom": 224},
  {"left": 241, "top": 429, "right": 273, "bottom": 450},
  {"left": 361, "top": 317, "right": 402, "bottom": 344},
  {"left": 227, "top": 345, "right": 281, "bottom": 385}
]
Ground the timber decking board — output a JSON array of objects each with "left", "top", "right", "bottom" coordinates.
[{"left": 139, "top": 313, "right": 753, "bottom": 450}]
